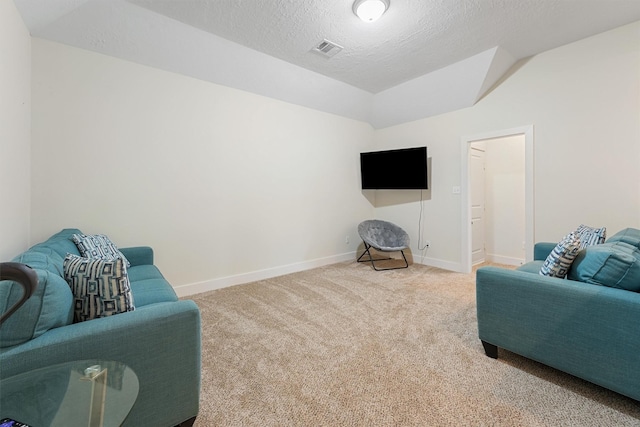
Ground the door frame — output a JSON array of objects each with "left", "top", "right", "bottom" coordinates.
[
  {"left": 460, "top": 125, "right": 534, "bottom": 273},
  {"left": 469, "top": 144, "right": 486, "bottom": 266}
]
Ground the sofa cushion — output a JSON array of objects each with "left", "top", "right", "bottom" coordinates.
[
  {"left": 130, "top": 277, "right": 178, "bottom": 307},
  {"left": 607, "top": 228, "right": 640, "bottom": 251},
  {"left": 517, "top": 260, "right": 544, "bottom": 274},
  {"left": 64, "top": 255, "right": 135, "bottom": 322},
  {"left": 39, "top": 228, "right": 83, "bottom": 259},
  {"left": 540, "top": 232, "right": 581, "bottom": 278},
  {"left": 127, "top": 264, "right": 166, "bottom": 282},
  {"left": 1, "top": 252, "right": 74, "bottom": 348},
  {"left": 71, "top": 234, "right": 130, "bottom": 267},
  {"left": 127, "top": 264, "right": 177, "bottom": 306},
  {"left": 568, "top": 241, "right": 640, "bottom": 292},
  {"left": 16, "top": 246, "right": 64, "bottom": 277},
  {"left": 575, "top": 224, "right": 606, "bottom": 249}
]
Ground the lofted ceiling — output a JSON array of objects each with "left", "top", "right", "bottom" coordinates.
[
  {"left": 13, "top": 0, "right": 640, "bottom": 127},
  {"left": 127, "top": 0, "right": 640, "bottom": 93}
]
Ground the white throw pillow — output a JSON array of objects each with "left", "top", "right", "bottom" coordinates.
[
  {"left": 575, "top": 224, "right": 606, "bottom": 249},
  {"left": 63, "top": 254, "right": 135, "bottom": 323},
  {"left": 71, "top": 233, "right": 130, "bottom": 267}
]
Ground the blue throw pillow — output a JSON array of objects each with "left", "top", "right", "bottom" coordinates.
[
  {"left": 568, "top": 241, "right": 640, "bottom": 292},
  {"left": 1, "top": 252, "right": 74, "bottom": 348},
  {"left": 607, "top": 228, "right": 640, "bottom": 251}
]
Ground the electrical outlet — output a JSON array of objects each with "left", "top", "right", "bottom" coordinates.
[
  {"left": 345, "top": 235, "right": 350, "bottom": 245},
  {"left": 425, "top": 241, "right": 431, "bottom": 248}
]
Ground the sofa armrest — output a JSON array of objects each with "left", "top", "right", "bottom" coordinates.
[
  {"left": 533, "top": 242, "right": 557, "bottom": 260},
  {"left": 120, "top": 246, "right": 154, "bottom": 266},
  {"left": 476, "top": 266, "right": 640, "bottom": 401},
  {"left": 0, "top": 300, "right": 201, "bottom": 427}
]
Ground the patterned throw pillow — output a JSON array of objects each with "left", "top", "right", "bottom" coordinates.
[
  {"left": 71, "top": 234, "right": 130, "bottom": 267},
  {"left": 575, "top": 224, "right": 606, "bottom": 249},
  {"left": 540, "top": 232, "right": 582, "bottom": 278},
  {"left": 63, "top": 254, "right": 135, "bottom": 323}
]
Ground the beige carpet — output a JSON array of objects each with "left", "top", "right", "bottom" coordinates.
[{"left": 189, "top": 261, "right": 640, "bottom": 426}]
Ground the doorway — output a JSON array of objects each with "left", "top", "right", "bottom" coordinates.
[
  {"left": 470, "top": 145, "right": 486, "bottom": 265},
  {"left": 460, "top": 126, "right": 534, "bottom": 273}
]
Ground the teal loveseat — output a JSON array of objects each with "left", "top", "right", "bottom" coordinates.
[
  {"left": 0, "top": 229, "right": 201, "bottom": 426},
  {"left": 476, "top": 227, "right": 640, "bottom": 401}
]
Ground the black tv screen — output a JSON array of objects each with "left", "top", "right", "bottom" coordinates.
[{"left": 360, "top": 146, "right": 428, "bottom": 190}]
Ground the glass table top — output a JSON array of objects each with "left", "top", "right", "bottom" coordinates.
[{"left": 0, "top": 360, "right": 138, "bottom": 427}]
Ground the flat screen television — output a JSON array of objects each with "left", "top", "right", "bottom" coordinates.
[{"left": 360, "top": 146, "right": 428, "bottom": 190}]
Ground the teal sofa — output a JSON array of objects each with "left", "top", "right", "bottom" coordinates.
[
  {"left": 0, "top": 229, "right": 201, "bottom": 426},
  {"left": 476, "top": 227, "right": 640, "bottom": 401}
]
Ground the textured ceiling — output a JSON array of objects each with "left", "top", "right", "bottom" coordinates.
[
  {"left": 15, "top": 0, "right": 640, "bottom": 94},
  {"left": 13, "top": 0, "right": 640, "bottom": 127},
  {"left": 132, "top": 0, "right": 640, "bottom": 92}
]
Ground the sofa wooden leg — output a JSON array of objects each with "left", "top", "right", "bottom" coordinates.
[
  {"left": 482, "top": 340, "right": 498, "bottom": 359},
  {"left": 175, "top": 416, "right": 196, "bottom": 427}
]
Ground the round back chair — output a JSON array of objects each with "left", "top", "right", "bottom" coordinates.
[{"left": 357, "top": 220, "right": 410, "bottom": 271}]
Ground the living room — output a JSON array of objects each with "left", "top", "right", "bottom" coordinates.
[
  {"left": 2, "top": 0, "right": 640, "bottom": 425},
  {"left": 3, "top": 1, "right": 639, "bottom": 294}
]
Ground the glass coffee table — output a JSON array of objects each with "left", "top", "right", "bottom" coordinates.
[{"left": 0, "top": 360, "right": 138, "bottom": 427}]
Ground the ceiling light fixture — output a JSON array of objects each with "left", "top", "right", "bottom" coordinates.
[{"left": 353, "top": 0, "right": 390, "bottom": 23}]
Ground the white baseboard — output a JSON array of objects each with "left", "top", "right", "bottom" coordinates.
[
  {"left": 413, "top": 254, "right": 463, "bottom": 273},
  {"left": 174, "top": 251, "right": 357, "bottom": 297},
  {"left": 175, "top": 251, "right": 467, "bottom": 297},
  {"left": 486, "top": 253, "right": 524, "bottom": 266},
  {"left": 357, "top": 250, "right": 462, "bottom": 273}
]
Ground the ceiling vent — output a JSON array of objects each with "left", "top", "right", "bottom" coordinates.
[{"left": 311, "top": 39, "right": 343, "bottom": 58}]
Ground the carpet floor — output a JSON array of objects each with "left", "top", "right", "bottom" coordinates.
[{"left": 188, "top": 261, "right": 640, "bottom": 426}]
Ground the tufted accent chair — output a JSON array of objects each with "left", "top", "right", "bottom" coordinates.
[{"left": 357, "top": 220, "right": 410, "bottom": 270}]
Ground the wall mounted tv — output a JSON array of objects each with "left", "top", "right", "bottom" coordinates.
[{"left": 360, "top": 146, "right": 428, "bottom": 190}]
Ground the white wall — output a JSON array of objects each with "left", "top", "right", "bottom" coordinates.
[
  {"left": 373, "top": 21, "right": 640, "bottom": 271},
  {"left": 0, "top": 1, "right": 31, "bottom": 261},
  {"left": 30, "top": 39, "right": 375, "bottom": 295},
  {"left": 483, "top": 136, "right": 525, "bottom": 265},
  {"left": 22, "top": 20, "right": 640, "bottom": 286}
]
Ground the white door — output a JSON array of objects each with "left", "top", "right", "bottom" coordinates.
[{"left": 470, "top": 147, "right": 486, "bottom": 265}]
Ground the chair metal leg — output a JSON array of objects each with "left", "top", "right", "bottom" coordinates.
[
  {"left": 357, "top": 242, "right": 391, "bottom": 263},
  {"left": 356, "top": 243, "right": 371, "bottom": 263},
  {"left": 358, "top": 242, "right": 409, "bottom": 271}
]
